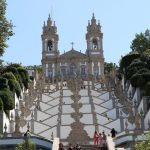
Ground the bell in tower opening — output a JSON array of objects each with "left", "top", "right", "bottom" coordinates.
[
  {"left": 47, "top": 40, "right": 53, "bottom": 51},
  {"left": 92, "top": 38, "right": 98, "bottom": 50}
]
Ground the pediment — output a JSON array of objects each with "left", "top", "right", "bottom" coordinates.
[{"left": 60, "top": 49, "right": 87, "bottom": 59}]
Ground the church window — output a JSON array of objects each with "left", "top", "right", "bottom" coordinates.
[
  {"left": 70, "top": 64, "right": 76, "bottom": 75},
  {"left": 81, "top": 67, "right": 86, "bottom": 75},
  {"left": 47, "top": 40, "right": 53, "bottom": 51},
  {"left": 92, "top": 39, "right": 98, "bottom": 50},
  {"left": 61, "top": 68, "right": 66, "bottom": 76},
  {"left": 93, "top": 65, "right": 99, "bottom": 77},
  {"left": 48, "top": 70, "right": 53, "bottom": 78}
]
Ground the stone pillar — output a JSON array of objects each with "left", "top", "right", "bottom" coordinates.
[
  {"left": 143, "top": 97, "right": 148, "bottom": 115},
  {"left": 136, "top": 88, "right": 141, "bottom": 104},
  {"left": 10, "top": 119, "right": 15, "bottom": 133},
  {"left": 140, "top": 112, "right": 145, "bottom": 131},
  {"left": 34, "top": 107, "right": 37, "bottom": 121},
  {"left": 30, "top": 111, "right": 34, "bottom": 133},
  {"left": 116, "top": 107, "right": 119, "bottom": 119},
  {"left": 120, "top": 112, "right": 124, "bottom": 132}
]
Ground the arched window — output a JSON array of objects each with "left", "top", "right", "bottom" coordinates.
[
  {"left": 70, "top": 64, "right": 76, "bottom": 75},
  {"left": 92, "top": 39, "right": 98, "bottom": 50},
  {"left": 47, "top": 40, "right": 53, "bottom": 51},
  {"left": 81, "top": 67, "right": 86, "bottom": 75}
]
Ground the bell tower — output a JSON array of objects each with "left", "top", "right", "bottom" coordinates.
[
  {"left": 41, "top": 15, "right": 59, "bottom": 81},
  {"left": 86, "top": 13, "right": 104, "bottom": 77}
]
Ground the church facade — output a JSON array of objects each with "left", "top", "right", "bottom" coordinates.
[{"left": 41, "top": 14, "right": 104, "bottom": 81}]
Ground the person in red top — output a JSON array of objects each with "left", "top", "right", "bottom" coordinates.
[{"left": 93, "top": 131, "right": 99, "bottom": 145}]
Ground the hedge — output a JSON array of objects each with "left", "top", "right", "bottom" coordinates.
[
  {"left": 8, "top": 79, "right": 21, "bottom": 98},
  {"left": 2, "top": 72, "right": 16, "bottom": 80},
  {"left": 0, "top": 89, "right": 15, "bottom": 110},
  {"left": 120, "top": 52, "right": 140, "bottom": 71},
  {"left": 0, "top": 77, "right": 8, "bottom": 89}
]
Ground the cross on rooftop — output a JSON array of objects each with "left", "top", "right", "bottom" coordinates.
[{"left": 71, "top": 42, "right": 74, "bottom": 49}]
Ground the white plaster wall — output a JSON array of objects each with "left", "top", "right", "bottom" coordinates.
[
  {"left": 42, "top": 94, "right": 53, "bottom": 102},
  {"left": 107, "top": 109, "right": 117, "bottom": 120},
  {"left": 93, "top": 97, "right": 103, "bottom": 104},
  {"left": 34, "top": 121, "right": 50, "bottom": 133},
  {"left": 61, "top": 126, "right": 72, "bottom": 139},
  {"left": 91, "top": 90, "right": 102, "bottom": 97},
  {"left": 80, "top": 105, "right": 91, "bottom": 113},
  {"left": 144, "top": 109, "right": 150, "bottom": 129},
  {"left": 101, "top": 100, "right": 113, "bottom": 109},
  {"left": 80, "top": 114, "right": 93, "bottom": 124},
  {"left": 121, "top": 76, "right": 125, "bottom": 90},
  {"left": 127, "top": 84, "right": 132, "bottom": 98},
  {"left": 40, "top": 102, "right": 52, "bottom": 111},
  {"left": 137, "top": 98, "right": 143, "bottom": 113},
  {"left": 98, "top": 125, "right": 110, "bottom": 135},
  {"left": 97, "top": 92, "right": 109, "bottom": 101},
  {"left": 61, "top": 115, "right": 74, "bottom": 125},
  {"left": 97, "top": 114, "right": 109, "bottom": 125},
  {"left": 105, "top": 119, "right": 121, "bottom": 132},
  {"left": 37, "top": 111, "right": 50, "bottom": 121},
  {"left": 3, "top": 111, "right": 10, "bottom": 133},
  {"left": 79, "top": 90, "right": 88, "bottom": 96},
  {"left": 132, "top": 88, "right": 138, "bottom": 103},
  {"left": 40, "top": 127, "right": 57, "bottom": 139},
  {"left": 62, "top": 105, "right": 74, "bottom": 114},
  {"left": 84, "top": 125, "right": 95, "bottom": 138},
  {"left": 94, "top": 105, "right": 108, "bottom": 114},
  {"left": 50, "top": 91, "right": 60, "bottom": 97},
  {"left": 48, "top": 98, "right": 59, "bottom": 106},
  {"left": 63, "top": 90, "right": 73, "bottom": 96},
  {"left": 43, "top": 115, "right": 58, "bottom": 127},
  {"left": 79, "top": 97, "right": 89, "bottom": 104},
  {"left": 45, "top": 106, "right": 59, "bottom": 115},
  {"left": 63, "top": 97, "right": 73, "bottom": 104}
]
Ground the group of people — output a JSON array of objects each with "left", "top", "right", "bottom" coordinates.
[
  {"left": 93, "top": 131, "right": 106, "bottom": 147},
  {"left": 59, "top": 143, "right": 82, "bottom": 150},
  {"left": 93, "top": 128, "right": 117, "bottom": 147},
  {"left": 59, "top": 128, "right": 117, "bottom": 149}
]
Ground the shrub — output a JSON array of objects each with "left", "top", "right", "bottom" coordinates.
[
  {"left": 17, "top": 67, "right": 29, "bottom": 89},
  {"left": 130, "top": 74, "right": 145, "bottom": 87},
  {"left": 0, "top": 89, "right": 15, "bottom": 110},
  {"left": 0, "top": 77, "right": 8, "bottom": 89},
  {"left": 8, "top": 79, "right": 21, "bottom": 98},
  {"left": 120, "top": 52, "right": 140, "bottom": 72},
  {"left": 130, "top": 72, "right": 150, "bottom": 88},
  {"left": 30, "top": 76, "right": 34, "bottom": 81},
  {"left": 0, "top": 97, "right": 3, "bottom": 110},
  {"left": 144, "top": 82, "right": 150, "bottom": 96},
  {"left": 2, "top": 72, "right": 16, "bottom": 80}
]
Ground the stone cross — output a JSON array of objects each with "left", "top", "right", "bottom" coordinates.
[{"left": 71, "top": 42, "right": 74, "bottom": 49}]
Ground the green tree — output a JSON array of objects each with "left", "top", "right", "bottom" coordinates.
[
  {"left": 135, "top": 132, "right": 150, "bottom": 150},
  {"left": 0, "top": 0, "right": 13, "bottom": 56},
  {"left": 131, "top": 29, "right": 150, "bottom": 53},
  {"left": 104, "top": 62, "right": 114, "bottom": 74},
  {"left": 15, "top": 138, "right": 36, "bottom": 150},
  {"left": 119, "top": 51, "right": 140, "bottom": 72}
]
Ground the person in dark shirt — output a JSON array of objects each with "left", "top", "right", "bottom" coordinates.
[{"left": 111, "top": 128, "right": 117, "bottom": 138}]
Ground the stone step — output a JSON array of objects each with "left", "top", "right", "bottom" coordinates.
[{"left": 81, "top": 145, "right": 108, "bottom": 150}]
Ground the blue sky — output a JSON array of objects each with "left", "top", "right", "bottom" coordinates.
[{"left": 4, "top": 0, "right": 150, "bottom": 66}]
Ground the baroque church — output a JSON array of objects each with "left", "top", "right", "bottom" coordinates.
[
  {"left": 0, "top": 14, "right": 149, "bottom": 150},
  {"left": 41, "top": 13, "right": 104, "bottom": 82}
]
